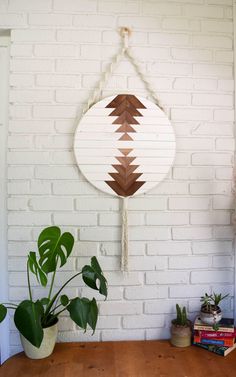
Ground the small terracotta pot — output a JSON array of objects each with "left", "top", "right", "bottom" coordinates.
[
  {"left": 200, "top": 305, "right": 222, "bottom": 325},
  {"left": 20, "top": 322, "right": 58, "bottom": 359},
  {"left": 170, "top": 321, "right": 192, "bottom": 347}
]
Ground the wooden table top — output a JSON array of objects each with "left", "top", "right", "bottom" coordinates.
[{"left": 1, "top": 340, "right": 236, "bottom": 377}]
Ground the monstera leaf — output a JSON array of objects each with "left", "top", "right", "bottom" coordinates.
[
  {"left": 28, "top": 251, "right": 47, "bottom": 286},
  {"left": 67, "top": 297, "right": 98, "bottom": 332},
  {"left": 82, "top": 256, "right": 108, "bottom": 298},
  {"left": 38, "top": 226, "right": 74, "bottom": 273},
  {"left": 0, "top": 304, "right": 7, "bottom": 322},
  {"left": 14, "top": 300, "right": 44, "bottom": 348}
]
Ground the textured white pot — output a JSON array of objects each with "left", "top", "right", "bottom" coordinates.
[{"left": 20, "top": 322, "right": 58, "bottom": 359}]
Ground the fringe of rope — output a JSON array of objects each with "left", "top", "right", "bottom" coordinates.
[{"left": 121, "top": 196, "right": 129, "bottom": 272}]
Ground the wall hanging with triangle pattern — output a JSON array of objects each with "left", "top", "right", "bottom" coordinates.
[{"left": 74, "top": 28, "right": 176, "bottom": 271}]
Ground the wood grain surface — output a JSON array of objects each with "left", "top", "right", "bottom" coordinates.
[{"left": 1, "top": 340, "right": 236, "bottom": 377}]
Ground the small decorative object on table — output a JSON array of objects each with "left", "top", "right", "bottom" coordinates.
[
  {"left": 200, "top": 292, "right": 229, "bottom": 329},
  {"left": 170, "top": 304, "right": 192, "bottom": 347},
  {"left": 0, "top": 226, "right": 108, "bottom": 359}
]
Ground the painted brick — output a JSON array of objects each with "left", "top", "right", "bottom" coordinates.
[
  {"left": 123, "top": 315, "right": 165, "bottom": 329},
  {"left": 190, "top": 211, "right": 230, "bottom": 225},
  {"left": 192, "top": 123, "right": 233, "bottom": 136},
  {"left": 36, "top": 74, "right": 79, "bottom": 87},
  {"left": 8, "top": 212, "right": 51, "bottom": 226},
  {"left": 8, "top": 181, "right": 29, "bottom": 195},
  {"left": 9, "top": 0, "right": 52, "bottom": 11},
  {"left": 76, "top": 198, "right": 119, "bottom": 211},
  {"left": 190, "top": 182, "right": 231, "bottom": 195},
  {"left": 215, "top": 50, "right": 234, "bottom": 63},
  {"left": 193, "top": 64, "right": 233, "bottom": 78},
  {"left": 169, "top": 256, "right": 211, "bottom": 269},
  {"left": 172, "top": 227, "right": 212, "bottom": 240},
  {"left": 73, "top": 14, "right": 116, "bottom": 28},
  {"left": 216, "top": 167, "right": 234, "bottom": 180},
  {"left": 212, "top": 255, "right": 234, "bottom": 268},
  {"left": 101, "top": 330, "right": 145, "bottom": 342},
  {"left": 172, "top": 108, "right": 213, "bottom": 121},
  {"left": 100, "top": 301, "right": 142, "bottom": 316},
  {"left": 213, "top": 226, "right": 234, "bottom": 239},
  {"left": 10, "top": 89, "right": 53, "bottom": 103},
  {"left": 57, "top": 30, "right": 101, "bottom": 43},
  {"left": 124, "top": 286, "right": 168, "bottom": 300},
  {"left": 146, "top": 212, "right": 189, "bottom": 226},
  {"left": 191, "top": 270, "right": 234, "bottom": 284},
  {"left": 173, "top": 167, "right": 214, "bottom": 180},
  {"left": 35, "top": 44, "right": 76, "bottom": 57},
  {"left": 213, "top": 196, "right": 234, "bottom": 210},
  {"left": 171, "top": 48, "right": 212, "bottom": 61},
  {"left": 0, "top": 13, "right": 26, "bottom": 27},
  {"left": 128, "top": 197, "right": 167, "bottom": 210},
  {"left": 11, "top": 29, "right": 55, "bottom": 42},
  {"left": 99, "top": 212, "right": 145, "bottom": 226},
  {"left": 11, "top": 59, "right": 54, "bottom": 73},
  {"left": 169, "top": 285, "right": 210, "bottom": 298},
  {"left": 129, "top": 256, "right": 168, "bottom": 271},
  {"left": 169, "top": 197, "right": 210, "bottom": 210},
  {"left": 214, "top": 109, "right": 234, "bottom": 121},
  {"left": 147, "top": 241, "right": 191, "bottom": 256},
  {"left": 10, "top": 73, "right": 34, "bottom": 87},
  {"left": 53, "top": 0, "right": 97, "bottom": 12},
  {"left": 143, "top": 2, "right": 182, "bottom": 16},
  {"left": 216, "top": 138, "right": 235, "bottom": 151},
  {"left": 146, "top": 271, "right": 190, "bottom": 285},
  {"left": 98, "top": 1, "right": 140, "bottom": 14},
  {"left": 149, "top": 32, "right": 189, "bottom": 46},
  {"left": 192, "top": 240, "right": 233, "bottom": 254},
  {"left": 192, "top": 153, "right": 233, "bottom": 166},
  {"left": 29, "top": 13, "right": 72, "bottom": 26}
]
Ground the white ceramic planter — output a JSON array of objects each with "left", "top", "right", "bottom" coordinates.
[
  {"left": 200, "top": 306, "right": 222, "bottom": 326},
  {"left": 20, "top": 323, "right": 58, "bottom": 359}
]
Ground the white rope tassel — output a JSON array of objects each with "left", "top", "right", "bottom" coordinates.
[{"left": 121, "top": 196, "right": 129, "bottom": 271}]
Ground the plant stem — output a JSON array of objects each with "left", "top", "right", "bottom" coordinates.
[
  {"left": 50, "top": 303, "right": 63, "bottom": 313},
  {"left": 47, "top": 266, "right": 57, "bottom": 302},
  {"left": 43, "top": 271, "right": 82, "bottom": 319},
  {"left": 27, "top": 260, "right": 33, "bottom": 301},
  {"left": 52, "top": 306, "right": 68, "bottom": 317}
]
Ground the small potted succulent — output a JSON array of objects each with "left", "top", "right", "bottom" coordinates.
[
  {"left": 200, "top": 292, "right": 229, "bottom": 328},
  {"left": 0, "top": 226, "right": 107, "bottom": 359},
  {"left": 170, "top": 304, "right": 192, "bottom": 347}
]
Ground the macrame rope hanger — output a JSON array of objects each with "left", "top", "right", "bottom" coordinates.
[{"left": 82, "top": 28, "right": 164, "bottom": 272}]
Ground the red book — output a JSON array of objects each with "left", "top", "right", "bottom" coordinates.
[{"left": 198, "top": 329, "right": 236, "bottom": 339}]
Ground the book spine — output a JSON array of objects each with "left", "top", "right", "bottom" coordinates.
[
  {"left": 198, "top": 330, "right": 236, "bottom": 339},
  {"left": 194, "top": 324, "right": 234, "bottom": 333},
  {"left": 194, "top": 335, "right": 234, "bottom": 347},
  {"left": 193, "top": 342, "right": 225, "bottom": 356}
]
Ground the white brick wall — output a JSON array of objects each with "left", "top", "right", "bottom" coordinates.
[{"left": 0, "top": 0, "right": 235, "bottom": 355}]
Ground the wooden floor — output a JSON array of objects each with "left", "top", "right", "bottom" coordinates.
[{"left": 1, "top": 340, "right": 236, "bottom": 377}]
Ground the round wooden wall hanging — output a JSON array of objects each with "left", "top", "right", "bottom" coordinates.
[
  {"left": 74, "top": 94, "right": 175, "bottom": 198},
  {"left": 73, "top": 28, "right": 176, "bottom": 271}
]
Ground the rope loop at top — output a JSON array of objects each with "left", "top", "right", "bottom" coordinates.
[{"left": 83, "top": 27, "right": 164, "bottom": 114}]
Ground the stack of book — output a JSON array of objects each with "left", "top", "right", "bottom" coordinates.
[{"left": 193, "top": 316, "right": 236, "bottom": 356}]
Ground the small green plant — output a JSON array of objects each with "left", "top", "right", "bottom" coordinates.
[
  {"left": 200, "top": 292, "right": 229, "bottom": 310},
  {"left": 173, "top": 304, "right": 188, "bottom": 326},
  {"left": 0, "top": 226, "right": 108, "bottom": 348}
]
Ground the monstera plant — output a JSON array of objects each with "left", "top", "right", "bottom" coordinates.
[{"left": 0, "top": 226, "right": 107, "bottom": 357}]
